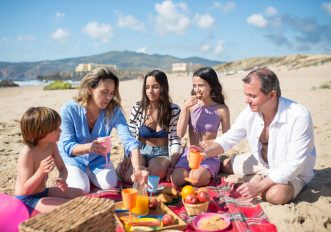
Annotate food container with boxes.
[182,200,209,216]
[193,212,231,232]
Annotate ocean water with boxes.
[6,80,81,87]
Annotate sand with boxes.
[1,63,331,231]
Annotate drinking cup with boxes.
[188,150,203,169]
[147,175,160,194]
[121,188,137,210]
[97,136,111,153]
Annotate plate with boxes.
[193,213,230,232]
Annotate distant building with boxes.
[75,63,118,72]
[172,63,188,72]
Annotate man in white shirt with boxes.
[203,68,316,204]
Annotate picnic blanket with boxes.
[88,177,277,232]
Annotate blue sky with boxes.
[1,0,331,63]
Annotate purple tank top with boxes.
[189,104,221,134]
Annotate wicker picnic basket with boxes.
[20,196,116,232]
[183,200,209,216]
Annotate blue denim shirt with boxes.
[58,100,140,173]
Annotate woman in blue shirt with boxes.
[58,67,142,194]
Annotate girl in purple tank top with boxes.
[171,67,230,187]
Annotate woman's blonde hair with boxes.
[74,66,122,116]
[20,107,61,147]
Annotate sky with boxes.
[1,0,331,63]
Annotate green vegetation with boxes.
[43,80,74,90]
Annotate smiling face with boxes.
[192,76,212,101]
[90,79,115,109]
[243,77,276,113]
[145,75,161,102]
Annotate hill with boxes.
[214,54,331,75]
[0,50,221,80]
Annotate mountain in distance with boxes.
[0,50,222,80]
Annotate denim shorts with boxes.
[15,188,49,215]
[140,144,169,162]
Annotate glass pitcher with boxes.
[131,166,149,216]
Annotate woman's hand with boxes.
[89,140,107,156]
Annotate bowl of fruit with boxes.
[182,186,210,216]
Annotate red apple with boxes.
[184,194,198,204]
[148,197,158,209]
[162,214,175,226]
[197,191,210,203]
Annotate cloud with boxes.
[200,43,210,52]
[56,12,65,18]
[117,14,145,32]
[214,41,224,55]
[265,6,277,17]
[17,34,35,41]
[195,14,215,29]
[154,0,190,36]
[82,21,113,43]
[136,47,147,53]
[51,28,70,42]
[247,14,268,28]
[322,2,331,15]
[213,1,236,13]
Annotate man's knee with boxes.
[263,184,294,205]
[219,157,233,174]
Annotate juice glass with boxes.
[131,195,149,216]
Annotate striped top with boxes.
[128,101,182,155]
[189,104,221,134]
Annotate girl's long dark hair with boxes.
[192,67,226,105]
[137,70,172,131]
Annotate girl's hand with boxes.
[38,155,55,174]
[56,178,68,192]
[183,96,199,110]
[89,140,107,156]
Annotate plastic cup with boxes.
[147,175,160,194]
[121,188,137,210]
[97,136,111,153]
[188,150,203,169]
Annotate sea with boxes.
[0,79,80,87]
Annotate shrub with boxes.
[43,80,73,90]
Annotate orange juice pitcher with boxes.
[131,166,149,216]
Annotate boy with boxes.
[15,107,83,215]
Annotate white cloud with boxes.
[200,43,210,52]
[265,6,277,17]
[322,2,331,15]
[51,28,70,42]
[117,14,145,32]
[247,14,268,28]
[136,47,147,53]
[82,21,113,43]
[213,1,236,13]
[17,34,35,41]
[195,14,215,29]
[56,12,65,18]
[214,41,224,55]
[154,0,190,36]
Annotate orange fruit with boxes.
[181,185,195,199]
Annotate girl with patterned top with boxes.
[172,67,230,187]
[117,70,181,183]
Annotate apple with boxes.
[197,191,210,203]
[184,194,198,204]
[148,197,158,209]
[162,214,175,226]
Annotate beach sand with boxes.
[1,64,330,231]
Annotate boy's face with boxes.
[44,126,61,143]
